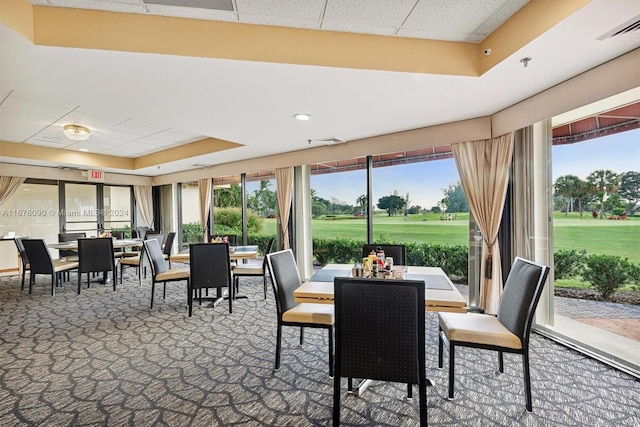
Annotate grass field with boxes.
[263,212,640,264]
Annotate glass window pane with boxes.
[65,183,98,236]
[181,182,201,248]
[246,178,277,238]
[104,185,132,235]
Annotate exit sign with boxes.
[88,170,105,182]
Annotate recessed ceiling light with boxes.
[78,148,89,152]
[293,113,311,121]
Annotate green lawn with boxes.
[263,212,640,263]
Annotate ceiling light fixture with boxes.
[63,124,91,141]
[293,113,311,121]
[78,148,89,152]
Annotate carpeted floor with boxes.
[1,267,639,426]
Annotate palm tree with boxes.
[554,175,581,216]
[586,169,621,219]
[356,194,367,215]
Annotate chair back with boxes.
[163,232,176,257]
[78,238,115,274]
[189,243,232,290]
[145,232,164,246]
[14,238,29,267]
[58,232,86,258]
[266,249,302,315]
[111,230,125,254]
[136,227,151,240]
[261,237,276,270]
[21,239,54,274]
[361,244,406,265]
[334,277,425,384]
[144,238,167,277]
[497,257,550,344]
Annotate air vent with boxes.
[142,0,233,12]
[597,15,640,42]
[319,137,346,145]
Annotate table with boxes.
[48,238,143,250]
[295,264,467,395]
[169,245,259,263]
[294,264,467,313]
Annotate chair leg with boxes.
[263,275,267,299]
[112,268,117,291]
[448,344,455,399]
[77,272,82,295]
[407,383,412,398]
[347,378,353,391]
[150,281,155,308]
[188,281,193,317]
[523,351,533,412]
[438,328,444,369]
[333,372,341,426]
[28,274,34,296]
[498,351,504,373]
[51,273,56,297]
[275,323,282,370]
[328,326,334,377]
[228,281,233,314]
[300,327,304,345]
[119,263,124,285]
[21,271,26,291]
[163,283,166,299]
[419,382,427,427]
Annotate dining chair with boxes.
[21,239,78,296]
[77,237,117,294]
[438,257,550,412]
[162,231,176,267]
[333,276,428,426]
[119,233,163,285]
[14,238,30,291]
[361,244,406,266]
[233,237,275,300]
[144,238,190,312]
[266,249,334,376]
[110,230,126,259]
[58,232,86,261]
[188,242,233,316]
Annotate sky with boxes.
[311,127,639,210]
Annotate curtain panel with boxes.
[452,133,514,314]
[198,178,212,243]
[0,176,26,207]
[133,185,154,229]
[275,167,294,250]
[511,126,534,261]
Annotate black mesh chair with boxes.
[438,257,550,412]
[58,232,86,262]
[162,232,176,267]
[189,243,233,316]
[120,233,163,285]
[21,239,78,296]
[361,244,406,265]
[135,227,152,240]
[144,238,190,312]
[266,249,334,376]
[333,277,427,426]
[77,238,117,294]
[110,230,126,259]
[14,238,30,291]
[233,237,275,300]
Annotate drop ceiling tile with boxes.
[154,129,202,142]
[236,0,325,20]
[474,0,529,36]
[323,0,416,28]
[46,0,148,13]
[321,22,397,37]
[54,110,126,130]
[108,119,163,136]
[145,4,238,21]
[1,93,75,119]
[0,112,53,143]
[240,15,321,29]
[396,28,470,42]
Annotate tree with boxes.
[441,181,468,213]
[377,194,406,216]
[356,194,367,215]
[248,180,276,217]
[586,169,621,219]
[214,184,242,208]
[619,171,640,214]
[311,189,329,217]
[554,174,582,216]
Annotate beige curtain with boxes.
[275,167,294,250]
[511,126,534,261]
[452,133,514,314]
[133,185,154,228]
[198,178,212,243]
[0,176,26,207]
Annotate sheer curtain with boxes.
[133,185,154,229]
[275,167,293,250]
[452,133,514,314]
[511,126,534,261]
[0,176,26,207]
[198,178,212,243]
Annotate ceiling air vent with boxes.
[597,15,640,42]
[143,0,233,12]
[319,137,346,145]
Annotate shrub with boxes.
[582,254,632,299]
[215,208,263,235]
[554,249,588,279]
[182,222,202,244]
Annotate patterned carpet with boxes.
[1,268,639,426]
